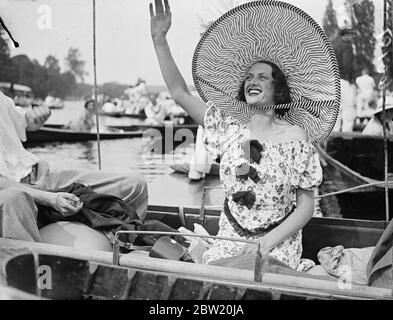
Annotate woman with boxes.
[67,99,96,132]
[149,0,340,269]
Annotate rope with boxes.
[93,0,102,170]
[315,181,393,200]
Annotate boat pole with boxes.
[382,0,393,297]
[382,0,391,221]
[93,0,102,170]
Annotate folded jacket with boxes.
[37,183,184,248]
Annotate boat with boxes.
[123,113,148,119]
[24,127,143,146]
[0,172,392,300]
[108,123,198,143]
[98,111,127,118]
[44,96,65,110]
[37,124,197,151]
[326,132,393,181]
[0,209,391,300]
[318,132,393,221]
[0,82,33,98]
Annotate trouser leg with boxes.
[46,170,148,220]
[0,189,41,241]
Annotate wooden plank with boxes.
[0,284,43,300]
[1,238,392,300]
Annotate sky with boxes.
[0,0,385,86]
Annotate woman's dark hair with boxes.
[238,60,291,118]
[84,99,95,109]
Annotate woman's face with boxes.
[86,102,95,111]
[244,63,275,106]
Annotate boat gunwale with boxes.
[1,240,392,300]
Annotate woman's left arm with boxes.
[241,188,314,255]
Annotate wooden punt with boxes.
[1,173,391,300]
[317,140,393,220]
[0,212,391,300]
[24,127,143,145]
[1,172,392,300]
[34,124,197,150]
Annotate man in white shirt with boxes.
[356,68,375,118]
[0,91,148,242]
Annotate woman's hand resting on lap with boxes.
[239,237,272,256]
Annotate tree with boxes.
[0,30,18,83]
[382,0,393,85]
[44,55,61,74]
[323,0,339,44]
[65,47,86,82]
[348,0,376,74]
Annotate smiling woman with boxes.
[238,61,291,118]
[149,0,340,270]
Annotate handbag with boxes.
[149,236,188,261]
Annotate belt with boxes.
[223,197,294,238]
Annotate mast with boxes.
[382,0,392,221]
[93,0,102,170]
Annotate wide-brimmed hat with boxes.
[192,0,341,143]
[374,96,393,115]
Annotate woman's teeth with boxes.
[248,89,262,96]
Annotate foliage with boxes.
[323,0,339,44]
[0,32,84,99]
[349,0,376,74]
[65,48,87,83]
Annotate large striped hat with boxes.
[192,0,341,143]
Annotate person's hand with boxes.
[46,192,83,217]
[25,106,51,131]
[150,0,171,42]
[239,237,272,256]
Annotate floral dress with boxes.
[201,102,323,270]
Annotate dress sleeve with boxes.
[4,94,28,142]
[291,142,323,191]
[201,101,238,160]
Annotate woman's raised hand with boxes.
[150,0,172,42]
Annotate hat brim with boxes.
[192,0,341,143]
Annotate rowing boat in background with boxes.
[24,127,144,146]
[317,132,393,221]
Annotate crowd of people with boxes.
[333,29,393,137]
[94,78,187,126]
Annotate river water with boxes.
[27,100,329,216]
[27,100,196,184]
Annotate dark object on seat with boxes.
[149,236,188,261]
[37,183,184,249]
